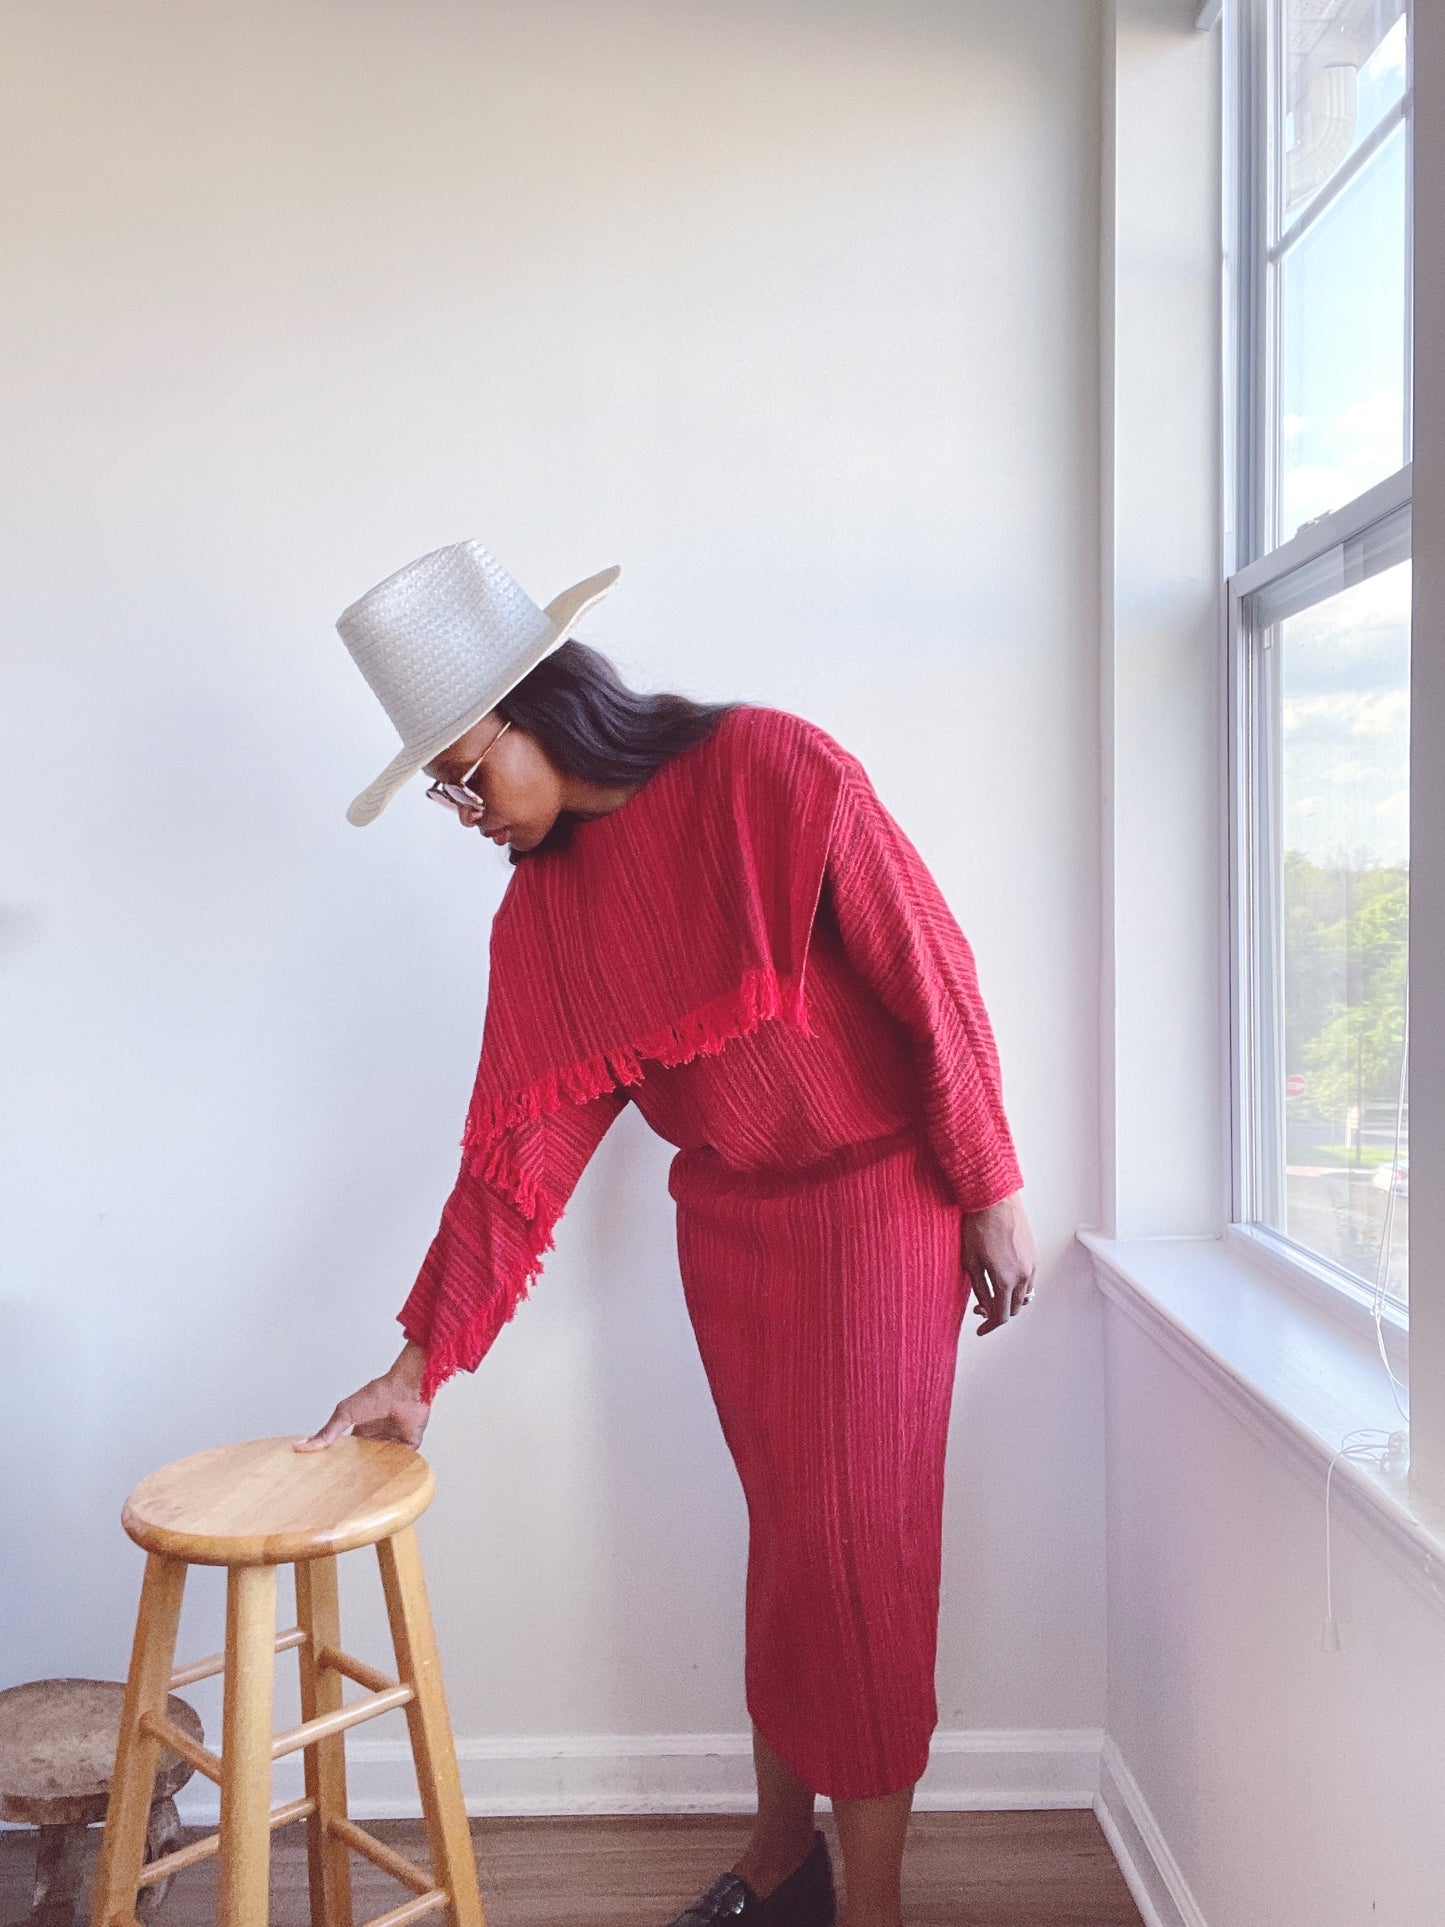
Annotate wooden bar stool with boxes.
[89,1437,485,1927]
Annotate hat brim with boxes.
[344,565,620,827]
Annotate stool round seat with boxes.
[121,1436,434,1567]
[0,1678,202,1827]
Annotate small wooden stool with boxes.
[0,1678,203,1927]
[89,1437,485,1927]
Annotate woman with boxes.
[301,540,1037,1927]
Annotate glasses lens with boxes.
[429,782,484,813]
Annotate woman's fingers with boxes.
[354,1415,427,1449]
[968,1266,1007,1335]
[295,1400,357,1451]
[1006,1263,1035,1316]
[353,1414,420,1447]
[965,1256,1037,1335]
[960,1195,1039,1335]
[296,1369,431,1454]
[296,1380,388,1452]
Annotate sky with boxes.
[1277,7,1410,871]
[1281,557,1410,869]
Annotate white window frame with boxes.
[1223,0,1414,1341]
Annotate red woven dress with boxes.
[398,703,1023,1801]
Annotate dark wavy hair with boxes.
[494,638,744,862]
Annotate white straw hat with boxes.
[336,539,621,826]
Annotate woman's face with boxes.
[423,712,565,854]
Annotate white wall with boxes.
[0,0,1104,1809]
[1104,1312,1445,1926]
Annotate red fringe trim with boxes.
[417,1216,559,1405]
[417,965,810,1401]
[458,962,812,1211]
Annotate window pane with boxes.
[1278,120,1407,543]
[1269,557,1410,1302]
[1283,0,1407,218]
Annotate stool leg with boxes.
[375,1529,484,1927]
[135,1796,185,1924]
[294,1557,353,1927]
[90,1554,188,1927]
[32,1821,88,1927]
[217,1565,278,1927]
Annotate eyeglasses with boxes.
[425,718,513,817]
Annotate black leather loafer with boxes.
[665,1827,836,1924]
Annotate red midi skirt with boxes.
[666,1122,969,1801]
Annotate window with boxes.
[1227,0,1413,1312]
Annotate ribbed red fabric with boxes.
[398,702,1023,1799]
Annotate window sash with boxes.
[1232,0,1415,567]
[1228,471,1411,1303]
[1226,0,1413,1315]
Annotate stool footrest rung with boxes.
[168,1626,307,1689]
[271,1682,415,1759]
[316,1643,401,1695]
[139,1712,224,1786]
[128,1796,316,1891]
[356,1891,450,1927]
[326,1813,435,1894]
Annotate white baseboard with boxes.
[1094,1737,1208,1927]
[174,1725,1105,1824]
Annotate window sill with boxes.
[1220,1221,1408,1371]
[1077,1228,1445,1617]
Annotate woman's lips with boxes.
[485,825,511,844]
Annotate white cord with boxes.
[1323,1426,1409,1650]
[1320,977,1409,1652]
[1368,976,1409,1422]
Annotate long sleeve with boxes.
[821,765,1023,1214]
[398,1084,630,1402]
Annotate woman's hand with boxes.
[295,1341,432,1452]
[960,1193,1037,1336]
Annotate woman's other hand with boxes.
[960,1193,1037,1336]
[295,1341,432,1452]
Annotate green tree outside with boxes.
[1284,849,1408,1129]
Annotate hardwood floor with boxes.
[1,1809,1143,1926]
